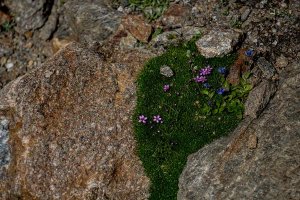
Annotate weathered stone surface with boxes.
[178,62,300,200]
[4,0,53,32]
[160,65,174,77]
[244,80,277,119]
[161,4,190,28]
[196,29,243,58]
[150,30,181,48]
[122,15,152,43]
[64,0,122,43]
[257,57,277,79]
[39,4,58,41]
[0,42,153,199]
[119,32,138,49]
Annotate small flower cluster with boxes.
[194,66,212,83]
[139,115,163,124]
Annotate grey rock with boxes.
[181,26,201,41]
[0,118,10,176]
[160,65,174,77]
[257,57,277,79]
[39,6,58,40]
[4,0,53,32]
[64,0,122,43]
[241,8,251,22]
[244,80,277,119]
[178,62,300,200]
[5,62,13,72]
[150,30,182,48]
[196,29,242,58]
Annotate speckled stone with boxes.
[196,29,242,58]
[0,42,153,200]
[178,62,300,200]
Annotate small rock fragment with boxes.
[160,65,174,77]
[248,133,258,149]
[122,15,152,43]
[5,62,14,72]
[241,8,251,22]
[196,29,242,58]
[119,32,137,48]
[257,57,276,79]
[150,30,181,48]
[161,4,189,28]
[275,55,288,72]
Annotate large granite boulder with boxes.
[178,61,300,199]
[0,42,153,199]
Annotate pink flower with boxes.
[200,66,213,76]
[138,115,147,124]
[163,84,170,92]
[194,76,207,83]
[153,115,163,123]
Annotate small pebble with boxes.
[5,62,14,72]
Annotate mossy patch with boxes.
[134,41,250,199]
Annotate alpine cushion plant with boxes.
[134,41,253,199]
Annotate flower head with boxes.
[153,115,163,123]
[163,84,170,92]
[138,115,147,124]
[200,66,213,76]
[245,49,254,57]
[194,75,207,83]
[216,88,225,95]
[217,67,227,75]
[203,83,210,88]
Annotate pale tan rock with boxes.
[52,37,72,53]
[196,29,243,58]
[0,42,153,200]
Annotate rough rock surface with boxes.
[122,15,152,43]
[196,29,242,58]
[4,0,53,32]
[178,61,300,200]
[161,4,190,28]
[0,42,153,200]
[244,80,277,119]
[64,0,122,43]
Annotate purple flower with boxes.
[153,115,163,123]
[217,67,227,75]
[203,83,210,88]
[199,66,213,76]
[245,49,254,57]
[163,84,170,92]
[194,76,207,83]
[216,88,225,95]
[138,115,147,124]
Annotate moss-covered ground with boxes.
[133,41,242,199]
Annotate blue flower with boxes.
[216,88,225,95]
[203,83,210,88]
[245,49,254,57]
[217,67,227,75]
